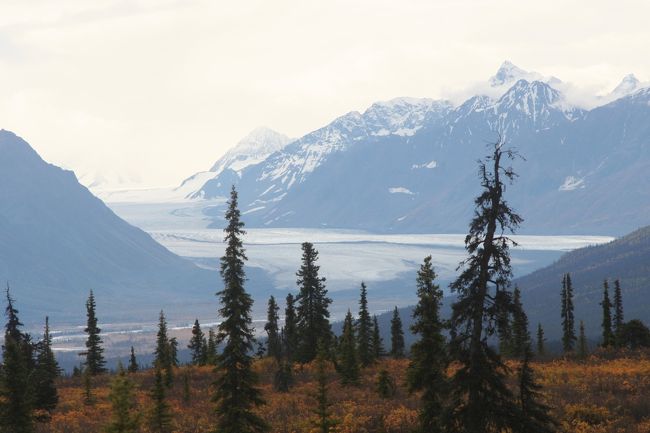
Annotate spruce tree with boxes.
[127,346,138,373]
[154,310,173,387]
[33,316,60,415]
[81,290,106,375]
[407,255,447,433]
[205,328,218,366]
[600,280,614,348]
[390,306,405,358]
[105,364,140,433]
[148,367,173,433]
[371,315,385,359]
[212,186,268,433]
[337,310,359,386]
[613,279,624,347]
[497,300,513,357]
[188,319,206,365]
[517,348,556,433]
[446,142,523,433]
[511,287,531,358]
[283,293,298,363]
[536,324,546,357]
[0,288,34,433]
[169,337,179,367]
[296,242,332,363]
[577,320,588,360]
[312,343,337,433]
[376,369,396,399]
[356,282,373,366]
[273,361,293,392]
[264,295,282,360]
[560,274,576,353]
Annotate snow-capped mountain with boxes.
[489,60,544,87]
[178,127,292,199]
[611,74,641,98]
[180,62,650,235]
[197,97,452,202]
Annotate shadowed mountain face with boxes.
[0,130,220,324]
[515,226,650,339]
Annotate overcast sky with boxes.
[1,0,649,188]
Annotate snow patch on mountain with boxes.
[559,176,585,191]
[412,160,437,169]
[389,187,415,195]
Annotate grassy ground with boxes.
[39,352,650,433]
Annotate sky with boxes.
[1,0,649,189]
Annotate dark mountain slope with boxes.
[0,130,217,323]
[515,225,650,339]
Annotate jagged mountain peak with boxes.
[611,73,641,98]
[489,61,544,87]
[209,126,292,173]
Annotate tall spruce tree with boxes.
[33,316,60,415]
[337,310,359,386]
[372,315,385,359]
[497,297,514,357]
[148,367,173,433]
[154,310,174,387]
[105,364,140,433]
[511,287,530,358]
[81,290,106,375]
[264,296,282,360]
[205,329,218,366]
[356,282,373,366]
[536,324,546,357]
[0,288,34,433]
[188,319,206,365]
[212,186,268,433]
[600,280,614,348]
[284,293,298,363]
[560,274,576,354]
[516,348,556,433]
[446,141,523,433]
[390,306,405,358]
[169,337,179,367]
[127,346,138,373]
[407,255,447,433]
[295,242,332,363]
[613,279,624,347]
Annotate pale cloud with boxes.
[0,0,648,188]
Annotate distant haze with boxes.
[1,0,648,188]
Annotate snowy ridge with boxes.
[254,98,452,197]
[209,127,293,175]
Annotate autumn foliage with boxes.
[32,352,650,433]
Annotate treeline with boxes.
[0,141,647,433]
[548,273,650,359]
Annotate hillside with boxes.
[0,130,218,323]
[515,226,650,339]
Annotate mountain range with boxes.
[171,61,650,236]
